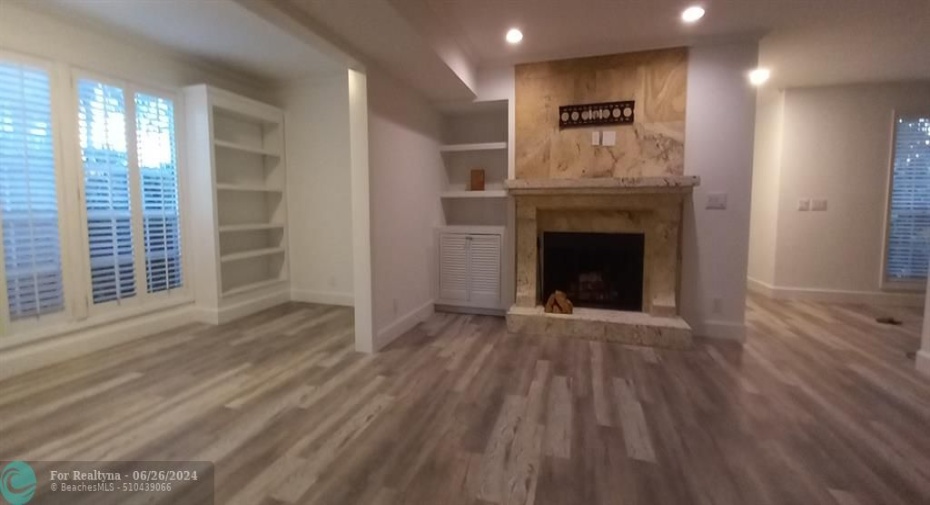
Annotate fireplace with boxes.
[540,232,645,311]
[504,176,700,349]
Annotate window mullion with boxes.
[126,88,148,300]
[58,65,88,320]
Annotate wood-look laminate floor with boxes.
[1,295,928,505]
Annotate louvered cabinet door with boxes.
[439,233,468,302]
[466,234,501,307]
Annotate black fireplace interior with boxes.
[540,232,645,311]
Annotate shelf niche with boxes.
[440,100,509,227]
[185,84,290,317]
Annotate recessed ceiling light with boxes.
[749,68,772,86]
[506,28,523,44]
[681,6,706,23]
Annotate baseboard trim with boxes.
[375,299,435,351]
[917,350,930,376]
[747,277,924,307]
[691,319,747,343]
[746,277,776,297]
[434,304,506,317]
[291,289,354,307]
[0,304,197,380]
[196,289,291,325]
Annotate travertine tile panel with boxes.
[516,48,688,180]
[506,306,693,349]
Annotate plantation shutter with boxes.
[77,79,136,304]
[135,93,182,293]
[0,61,65,320]
[886,115,930,282]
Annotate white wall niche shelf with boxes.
[222,278,287,297]
[436,100,513,314]
[439,142,507,153]
[214,139,281,157]
[216,183,285,193]
[219,223,286,233]
[441,190,508,199]
[185,84,290,317]
[220,247,287,263]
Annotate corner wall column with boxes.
[917,267,930,376]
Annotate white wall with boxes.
[747,86,785,286]
[278,74,355,306]
[349,69,374,352]
[680,42,760,342]
[748,81,930,305]
[475,66,517,178]
[918,273,930,375]
[366,67,445,348]
[0,2,269,100]
[776,83,930,296]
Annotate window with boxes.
[0,60,65,321]
[77,78,183,305]
[136,93,182,294]
[0,54,186,338]
[885,114,930,285]
[78,79,135,304]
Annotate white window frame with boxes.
[880,108,930,292]
[0,51,193,347]
[0,50,73,337]
[70,69,191,319]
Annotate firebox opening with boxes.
[540,232,645,312]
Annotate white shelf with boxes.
[222,278,286,297]
[216,183,284,193]
[214,139,280,157]
[219,223,286,233]
[220,247,286,263]
[439,142,507,153]
[441,190,508,199]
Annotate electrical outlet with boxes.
[797,199,811,211]
[591,131,601,146]
[811,198,828,211]
[706,193,728,210]
[601,130,617,147]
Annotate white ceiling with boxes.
[26,0,930,99]
[261,0,929,100]
[416,0,930,88]
[278,0,476,101]
[43,0,346,81]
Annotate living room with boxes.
[0,1,927,504]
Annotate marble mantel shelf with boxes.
[505,176,700,195]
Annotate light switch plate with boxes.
[601,130,617,146]
[706,193,728,210]
[797,199,811,211]
[811,198,828,211]
[591,131,601,146]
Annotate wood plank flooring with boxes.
[1,295,928,504]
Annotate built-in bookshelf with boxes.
[435,100,512,315]
[185,85,289,322]
[439,100,509,224]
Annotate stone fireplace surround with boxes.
[505,176,699,349]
